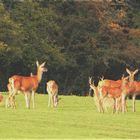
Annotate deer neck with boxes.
[37,69,43,83]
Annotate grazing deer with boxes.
[46,80,58,107]
[122,68,139,112]
[7,61,47,109]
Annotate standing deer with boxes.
[7,61,47,109]
[122,68,139,112]
[46,80,58,107]
[98,75,128,113]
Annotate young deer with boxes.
[123,68,139,112]
[46,80,58,107]
[7,61,47,109]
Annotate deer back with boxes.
[9,75,39,91]
[46,80,58,96]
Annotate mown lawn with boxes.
[0,93,140,139]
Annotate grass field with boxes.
[0,93,140,139]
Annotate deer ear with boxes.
[133,69,138,75]
[40,62,46,67]
[89,76,92,80]
[36,61,39,67]
[126,68,131,75]
[89,77,92,84]
[100,75,104,81]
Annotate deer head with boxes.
[98,75,105,88]
[36,61,48,82]
[126,68,138,82]
[100,75,104,81]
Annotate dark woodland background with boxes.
[0,0,140,95]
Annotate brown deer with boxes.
[7,61,47,109]
[46,80,58,107]
[123,68,139,112]
[98,76,128,113]
[101,76,129,113]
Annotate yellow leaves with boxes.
[0,41,8,50]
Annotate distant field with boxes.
[0,93,140,139]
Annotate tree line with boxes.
[0,0,140,95]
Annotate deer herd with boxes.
[0,61,140,114]
[4,61,58,109]
[89,68,140,113]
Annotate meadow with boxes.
[0,93,140,139]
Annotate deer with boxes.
[98,75,128,112]
[100,76,129,113]
[5,83,16,108]
[89,77,104,113]
[46,80,58,107]
[7,61,47,109]
[122,68,139,112]
[89,77,115,113]
[98,75,122,89]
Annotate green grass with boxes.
[0,93,140,139]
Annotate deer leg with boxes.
[116,98,119,113]
[48,93,51,107]
[5,96,10,108]
[122,94,125,113]
[124,98,127,112]
[117,97,121,112]
[53,95,58,107]
[10,88,17,109]
[112,99,116,114]
[132,94,136,112]
[32,91,35,109]
[98,88,104,113]
[53,96,56,107]
[24,93,30,109]
[54,95,58,107]
[52,95,55,107]
[6,84,14,108]
[11,95,16,109]
[98,98,104,113]
[10,95,15,108]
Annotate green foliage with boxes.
[0,1,139,94]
